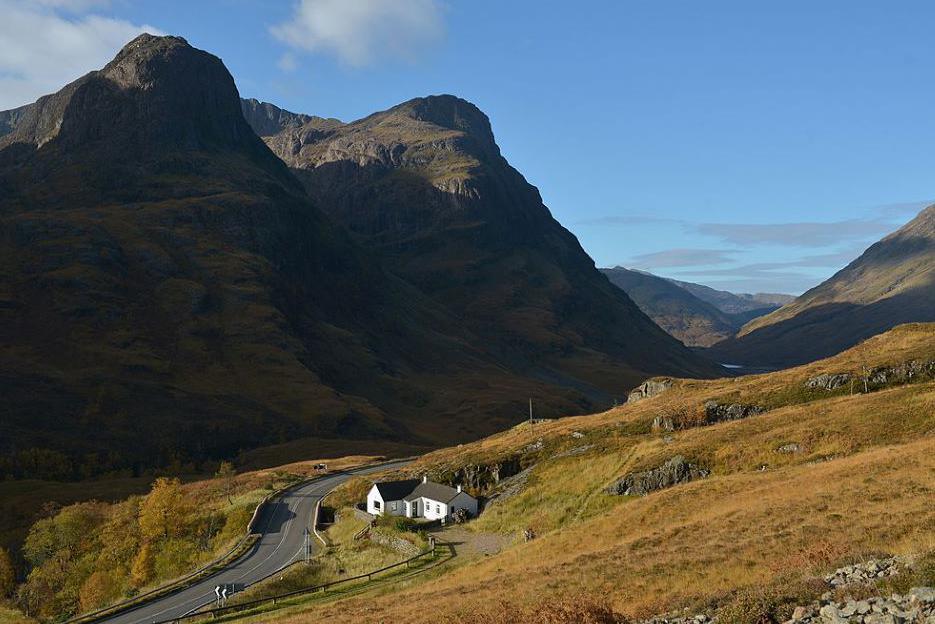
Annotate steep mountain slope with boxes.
[242,96,723,397]
[667,278,793,320]
[708,206,935,367]
[601,267,740,346]
[0,35,623,479]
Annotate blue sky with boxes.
[2,1,932,294]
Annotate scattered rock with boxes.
[782,590,935,623]
[571,431,585,439]
[629,378,673,403]
[640,612,713,624]
[606,455,709,496]
[825,558,900,588]
[777,443,802,454]
[525,439,544,452]
[552,444,594,459]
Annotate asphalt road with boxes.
[100,460,409,624]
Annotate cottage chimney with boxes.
[457,485,462,493]
[422,475,427,483]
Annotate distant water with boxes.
[719,363,778,375]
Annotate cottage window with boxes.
[390,501,397,511]
[373,500,381,510]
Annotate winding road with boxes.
[100,460,410,624]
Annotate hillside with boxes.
[708,206,935,367]
[669,278,794,318]
[601,267,743,346]
[264,323,935,623]
[241,96,724,402]
[6,324,931,624]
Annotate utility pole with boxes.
[528,398,533,425]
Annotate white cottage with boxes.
[366,476,478,521]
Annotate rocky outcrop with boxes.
[629,379,673,403]
[483,466,534,508]
[703,401,764,423]
[606,456,709,496]
[805,374,853,391]
[805,360,935,393]
[783,588,934,623]
[866,360,935,386]
[445,457,523,491]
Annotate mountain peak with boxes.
[1,33,258,154]
[389,94,495,144]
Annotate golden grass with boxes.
[274,438,935,623]
[256,324,935,623]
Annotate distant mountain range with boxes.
[0,35,721,479]
[708,204,935,367]
[601,268,792,347]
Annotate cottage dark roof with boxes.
[404,481,462,503]
[373,479,421,501]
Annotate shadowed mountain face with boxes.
[600,267,743,347]
[242,96,723,396]
[0,36,721,479]
[707,205,935,367]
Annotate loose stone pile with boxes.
[784,587,934,623]
[641,612,714,624]
[826,558,901,587]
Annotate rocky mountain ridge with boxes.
[242,95,724,399]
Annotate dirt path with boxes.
[429,525,510,557]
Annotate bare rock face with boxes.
[606,456,709,496]
[628,378,674,403]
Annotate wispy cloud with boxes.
[0,0,160,110]
[270,0,445,68]
[628,248,738,269]
[694,218,895,247]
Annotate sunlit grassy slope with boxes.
[264,323,934,623]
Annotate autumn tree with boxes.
[0,547,15,599]
[138,477,188,542]
[215,461,237,505]
[129,542,154,589]
[79,569,121,611]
